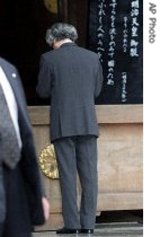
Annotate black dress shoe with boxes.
[81,229,94,234]
[56,227,80,234]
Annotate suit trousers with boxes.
[0,163,32,237]
[53,135,98,229]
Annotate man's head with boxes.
[45,23,78,49]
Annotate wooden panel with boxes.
[29,105,143,230]
[67,0,88,47]
[28,106,49,125]
[97,193,143,211]
[36,213,63,231]
[97,124,143,193]
[28,105,143,125]
[96,105,143,124]
[36,193,143,231]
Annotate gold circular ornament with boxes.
[39,144,59,179]
[44,0,58,14]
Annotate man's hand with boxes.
[42,197,50,221]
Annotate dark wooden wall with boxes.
[66,0,89,47]
[0,0,88,105]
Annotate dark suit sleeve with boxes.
[36,55,53,98]
[94,58,103,98]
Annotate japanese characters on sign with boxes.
[130,0,140,57]
[106,0,117,87]
[89,0,143,104]
[97,0,106,63]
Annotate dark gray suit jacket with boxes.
[0,57,45,225]
[36,43,103,141]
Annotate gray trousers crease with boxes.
[54,135,98,229]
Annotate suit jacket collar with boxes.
[60,42,77,48]
[0,58,27,123]
[0,59,21,106]
[0,57,33,142]
[0,58,18,92]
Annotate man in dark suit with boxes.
[0,57,50,237]
[36,23,103,234]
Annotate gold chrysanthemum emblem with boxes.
[39,144,59,179]
[44,0,58,14]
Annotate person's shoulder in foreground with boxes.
[0,57,16,70]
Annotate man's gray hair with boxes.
[46,23,78,46]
